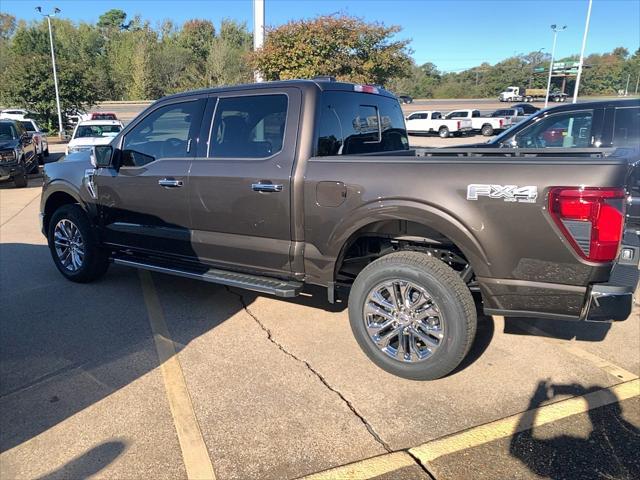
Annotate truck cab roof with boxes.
[156,79,398,104]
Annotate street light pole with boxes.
[253,0,265,82]
[573,0,593,103]
[545,25,566,109]
[37,7,64,139]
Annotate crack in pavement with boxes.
[224,286,393,454]
[0,191,41,228]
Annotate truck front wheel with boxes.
[47,204,110,283]
[348,251,477,380]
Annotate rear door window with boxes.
[316,91,409,156]
[208,94,288,159]
[612,107,640,147]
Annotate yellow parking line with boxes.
[301,452,416,480]
[494,316,639,382]
[139,270,216,480]
[303,379,639,479]
[409,378,640,464]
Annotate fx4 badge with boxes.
[467,184,538,203]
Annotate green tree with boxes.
[252,14,411,85]
[97,9,127,31]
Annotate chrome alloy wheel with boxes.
[53,219,85,272]
[363,280,445,363]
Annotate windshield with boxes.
[19,121,36,132]
[74,124,121,139]
[0,123,18,140]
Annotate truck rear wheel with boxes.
[438,126,450,138]
[13,170,27,188]
[481,124,494,136]
[47,204,110,283]
[348,251,477,380]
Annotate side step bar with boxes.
[112,257,303,298]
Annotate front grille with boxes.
[0,150,16,163]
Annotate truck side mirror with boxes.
[91,145,113,168]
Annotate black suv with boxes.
[0,119,39,187]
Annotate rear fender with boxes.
[324,199,491,281]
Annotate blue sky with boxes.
[2,0,639,71]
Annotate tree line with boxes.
[389,47,640,99]
[0,9,637,129]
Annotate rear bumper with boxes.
[581,235,639,322]
[481,230,639,323]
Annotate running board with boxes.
[112,257,303,297]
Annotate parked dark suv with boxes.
[0,119,39,187]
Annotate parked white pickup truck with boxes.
[445,109,512,136]
[18,118,49,162]
[405,110,473,138]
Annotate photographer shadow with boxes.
[510,381,640,479]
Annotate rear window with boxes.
[612,107,640,147]
[316,91,408,156]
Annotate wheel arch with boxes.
[327,200,491,284]
[42,184,85,234]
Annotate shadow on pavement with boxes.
[503,316,611,342]
[510,381,640,479]
[35,440,126,480]
[0,242,246,453]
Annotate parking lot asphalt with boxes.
[1,166,639,479]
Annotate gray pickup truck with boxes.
[40,80,639,380]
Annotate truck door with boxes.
[188,88,302,277]
[96,97,205,258]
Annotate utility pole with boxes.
[573,0,593,103]
[36,6,64,139]
[253,0,265,82]
[624,73,630,96]
[545,25,566,108]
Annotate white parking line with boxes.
[139,270,216,480]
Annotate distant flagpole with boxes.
[253,0,265,82]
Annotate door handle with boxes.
[252,182,283,193]
[158,178,183,188]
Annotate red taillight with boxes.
[499,119,504,127]
[549,187,626,262]
[457,120,461,130]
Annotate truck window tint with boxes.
[515,111,593,148]
[316,91,408,156]
[121,101,202,167]
[612,107,640,147]
[209,95,288,159]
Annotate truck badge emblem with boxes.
[467,184,538,203]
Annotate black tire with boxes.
[47,204,109,283]
[481,124,494,136]
[13,170,27,188]
[438,126,450,138]
[348,251,477,380]
[29,158,40,174]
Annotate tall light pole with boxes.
[253,0,265,82]
[36,6,64,139]
[545,25,566,108]
[573,0,593,103]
